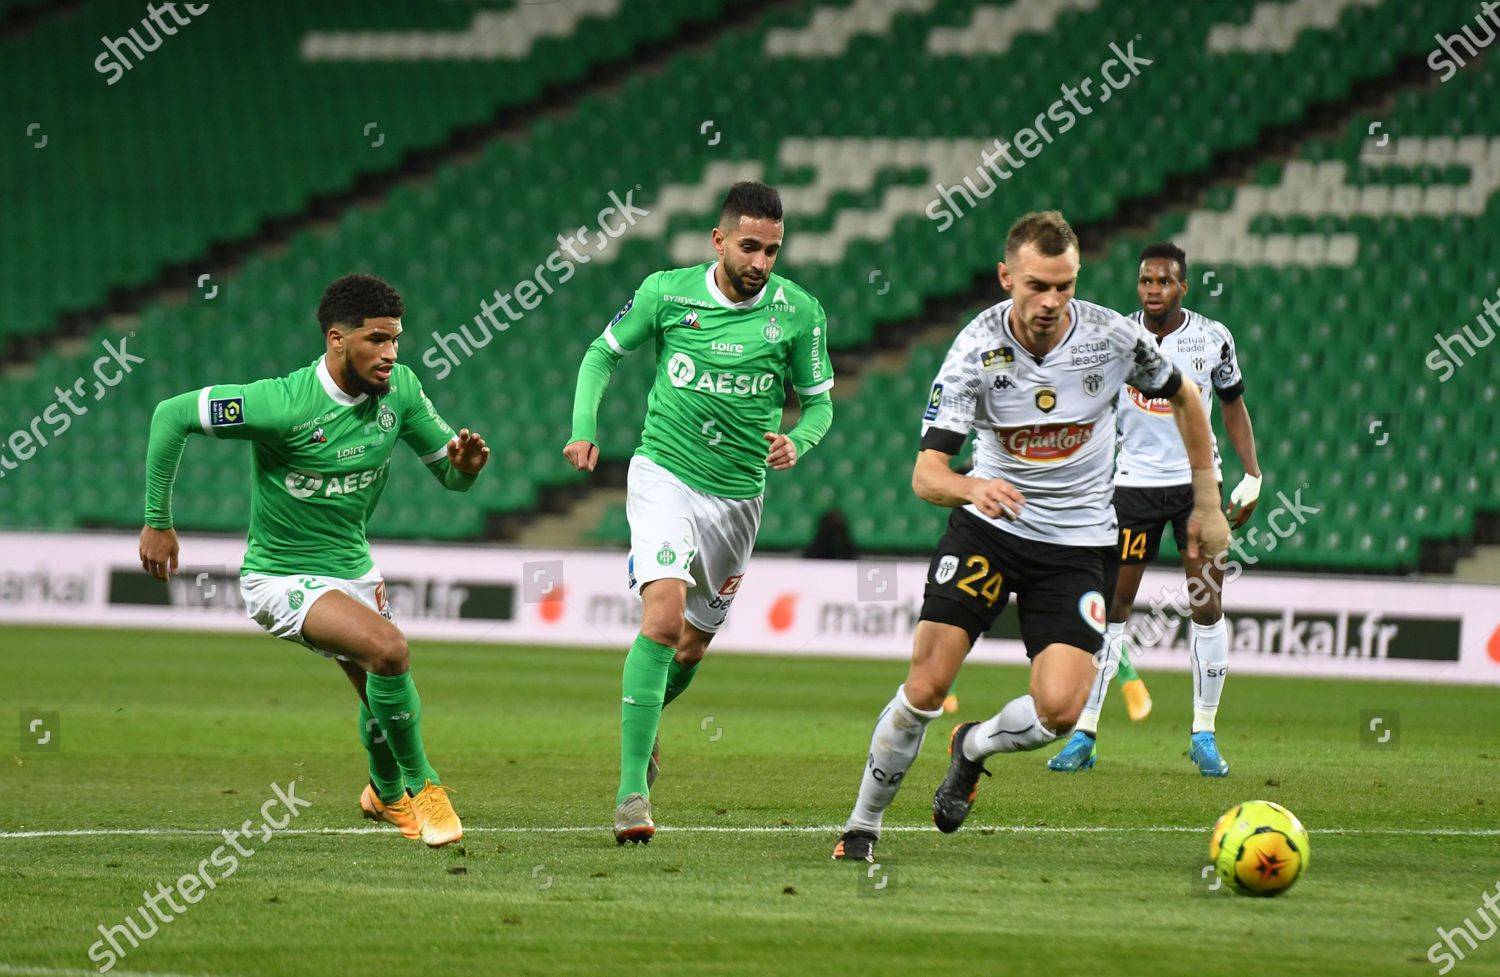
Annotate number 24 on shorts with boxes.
[954,554,1005,607]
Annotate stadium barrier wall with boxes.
[2,531,1498,685]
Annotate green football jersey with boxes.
[169,358,466,578]
[604,262,834,498]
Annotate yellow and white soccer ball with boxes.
[1210,800,1310,896]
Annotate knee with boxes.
[368,629,409,676]
[902,673,950,713]
[641,607,684,648]
[675,634,709,666]
[1033,687,1084,733]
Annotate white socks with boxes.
[1074,623,1123,735]
[845,685,943,834]
[1191,617,1229,732]
[963,694,1059,762]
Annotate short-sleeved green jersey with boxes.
[603,262,834,498]
[190,358,462,577]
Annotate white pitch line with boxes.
[0,965,228,977]
[2,825,1497,839]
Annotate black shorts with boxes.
[920,508,1111,657]
[1113,484,1195,565]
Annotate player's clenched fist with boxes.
[563,439,599,472]
[967,478,1024,520]
[764,432,797,471]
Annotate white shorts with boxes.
[626,454,762,633]
[240,568,392,660]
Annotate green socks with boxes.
[618,633,676,804]
[1117,640,1140,683]
[359,699,405,803]
[663,658,700,707]
[365,671,440,794]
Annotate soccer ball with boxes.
[1210,800,1310,896]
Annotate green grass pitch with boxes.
[3,625,1499,976]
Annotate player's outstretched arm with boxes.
[139,390,203,579]
[1221,396,1262,528]
[912,448,1024,519]
[1167,378,1231,558]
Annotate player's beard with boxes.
[723,260,765,300]
[345,353,392,397]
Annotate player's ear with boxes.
[997,261,1012,290]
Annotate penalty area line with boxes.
[2,825,1497,839]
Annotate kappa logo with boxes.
[993,375,1016,391]
[935,555,959,584]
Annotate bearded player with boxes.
[832,212,1229,862]
[138,274,487,847]
[1048,242,1261,776]
[564,181,835,844]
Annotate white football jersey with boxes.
[921,298,1179,547]
[1114,308,1244,488]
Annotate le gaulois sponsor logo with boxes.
[995,421,1095,461]
[1126,385,1172,415]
